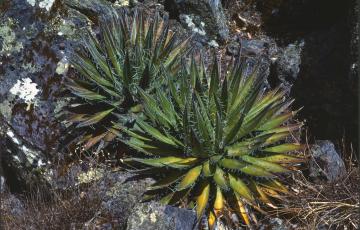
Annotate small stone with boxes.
[226,41,240,55]
[59,43,66,50]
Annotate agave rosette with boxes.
[117,54,305,227]
[65,9,189,150]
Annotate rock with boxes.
[0,115,52,194]
[255,0,358,152]
[80,170,153,228]
[309,140,346,182]
[216,221,236,230]
[64,0,114,22]
[259,218,293,230]
[126,201,197,230]
[0,176,6,193]
[0,193,25,218]
[274,40,304,84]
[166,0,229,41]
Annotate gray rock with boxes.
[275,40,304,84]
[0,193,25,217]
[83,171,153,227]
[126,201,197,230]
[0,176,6,193]
[167,0,229,41]
[309,140,346,182]
[259,218,291,230]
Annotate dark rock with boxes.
[166,0,229,41]
[309,140,346,183]
[0,115,51,194]
[240,38,269,57]
[64,0,114,23]
[0,0,89,195]
[226,41,240,56]
[126,201,197,230]
[255,0,358,152]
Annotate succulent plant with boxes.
[117,55,304,228]
[64,9,189,150]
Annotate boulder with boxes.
[309,140,346,182]
[126,201,197,230]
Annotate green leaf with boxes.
[202,160,215,177]
[214,186,224,212]
[224,77,263,144]
[126,156,197,168]
[259,111,297,131]
[137,118,179,147]
[259,154,304,163]
[67,81,106,101]
[214,166,228,189]
[209,56,220,97]
[177,165,202,190]
[148,171,185,190]
[196,181,210,218]
[220,76,228,115]
[77,108,114,127]
[229,174,254,202]
[241,155,289,173]
[219,158,246,170]
[263,143,305,153]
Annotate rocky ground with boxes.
[0,0,359,229]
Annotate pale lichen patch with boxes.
[77,168,105,185]
[114,0,129,7]
[180,15,206,36]
[56,56,69,75]
[39,0,56,11]
[150,212,157,223]
[26,0,36,7]
[9,78,40,109]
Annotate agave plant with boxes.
[116,55,304,228]
[64,8,189,150]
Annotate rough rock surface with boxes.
[126,201,197,230]
[85,170,154,228]
[165,0,229,41]
[309,140,346,182]
[0,0,90,194]
[0,115,51,194]
[0,193,25,219]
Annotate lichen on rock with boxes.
[9,78,40,110]
[0,18,23,55]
